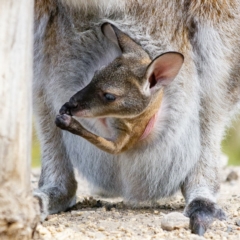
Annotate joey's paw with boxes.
[185,198,226,236]
[55,114,72,129]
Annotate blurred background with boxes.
[222,118,240,165]
[32,118,240,167]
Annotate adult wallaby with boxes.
[55,24,184,154]
[34,0,240,235]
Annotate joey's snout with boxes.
[69,97,78,108]
[59,101,77,116]
[59,92,90,117]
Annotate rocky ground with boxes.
[32,166,240,240]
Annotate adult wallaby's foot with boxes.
[185,198,226,236]
[32,107,78,221]
[33,189,50,221]
[55,114,72,129]
[33,186,77,221]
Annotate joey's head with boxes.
[68,23,184,119]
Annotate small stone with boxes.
[56,225,65,232]
[154,210,159,214]
[226,171,238,182]
[161,212,189,231]
[71,210,82,216]
[233,211,239,217]
[46,226,56,234]
[236,219,240,226]
[219,221,226,228]
[47,217,58,222]
[46,214,58,220]
[98,226,105,231]
[37,225,51,236]
[79,227,86,233]
[8,223,24,234]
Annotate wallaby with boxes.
[34,0,240,236]
[55,24,184,154]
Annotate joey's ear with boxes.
[146,52,184,88]
[102,23,149,58]
[101,23,121,50]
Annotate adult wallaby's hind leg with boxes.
[182,142,226,235]
[181,97,227,234]
[33,1,122,220]
[33,101,77,220]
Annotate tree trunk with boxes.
[0,0,39,239]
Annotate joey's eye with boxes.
[103,93,116,102]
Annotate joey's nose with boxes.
[69,97,78,108]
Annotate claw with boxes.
[185,197,226,236]
[193,224,206,236]
[190,210,209,235]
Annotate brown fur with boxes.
[35,0,57,20]
[55,24,183,154]
[34,0,240,234]
[57,90,163,154]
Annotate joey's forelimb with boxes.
[55,114,130,154]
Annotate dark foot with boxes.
[55,114,72,129]
[33,187,77,221]
[185,198,226,236]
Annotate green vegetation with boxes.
[32,127,41,167]
[222,119,240,166]
[31,121,240,167]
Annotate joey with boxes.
[55,24,184,154]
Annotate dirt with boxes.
[32,166,240,240]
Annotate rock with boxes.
[226,171,238,182]
[233,211,239,217]
[71,210,83,216]
[236,220,240,226]
[46,215,58,221]
[161,212,189,231]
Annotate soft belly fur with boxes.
[65,96,201,202]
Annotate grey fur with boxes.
[34,0,240,231]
